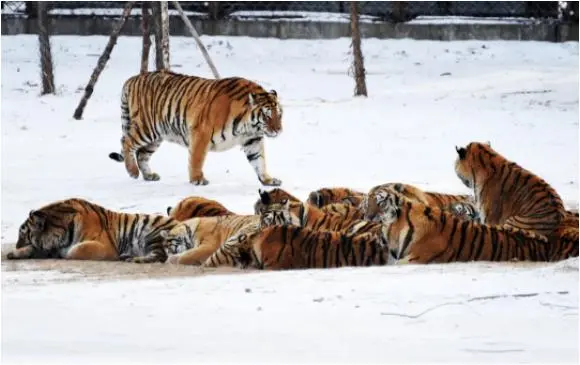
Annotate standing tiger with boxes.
[454,142,565,237]
[109,71,283,186]
[373,188,576,264]
[6,198,177,263]
[167,196,235,221]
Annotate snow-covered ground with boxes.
[1,35,578,363]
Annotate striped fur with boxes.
[109,71,283,186]
[202,225,391,270]
[167,196,235,221]
[160,215,258,265]
[454,142,565,237]
[307,187,366,208]
[7,198,177,263]
[362,182,472,222]
[253,188,300,215]
[376,188,575,264]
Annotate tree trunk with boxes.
[73,1,135,120]
[172,0,220,78]
[160,1,170,70]
[141,1,152,73]
[37,1,55,95]
[151,2,164,70]
[350,1,367,97]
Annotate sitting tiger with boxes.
[201,225,391,270]
[362,182,475,222]
[374,187,576,264]
[454,142,565,237]
[6,198,177,263]
[256,189,369,234]
[109,71,283,186]
[167,196,235,221]
[307,187,366,208]
[161,214,258,265]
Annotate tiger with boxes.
[454,142,565,237]
[362,182,474,222]
[253,188,300,215]
[374,188,576,264]
[549,211,579,259]
[447,201,481,223]
[201,225,391,270]
[108,71,283,186]
[6,198,177,263]
[256,190,368,233]
[307,187,366,208]
[160,214,258,265]
[167,196,235,221]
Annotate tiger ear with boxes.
[160,230,169,239]
[238,233,247,242]
[259,189,270,205]
[269,89,277,97]
[29,210,47,231]
[485,141,491,147]
[248,93,256,107]
[166,206,172,216]
[455,146,467,160]
[281,199,290,209]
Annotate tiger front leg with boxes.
[242,137,282,186]
[6,245,36,260]
[127,239,168,264]
[188,129,211,186]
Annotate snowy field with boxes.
[1,35,579,363]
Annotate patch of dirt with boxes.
[1,243,254,285]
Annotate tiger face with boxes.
[249,90,282,138]
[259,199,293,228]
[449,202,481,223]
[362,188,400,223]
[160,225,194,254]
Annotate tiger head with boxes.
[448,202,481,223]
[160,224,195,254]
[454,141,494,189]
[16,202,78,251]
[361,186,402,223]
[223,228,262,269]
[253,188,300,215]
[247,89,283,138]
[255,190,295,227]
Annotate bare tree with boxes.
[160,1,170,70]
[173,1,220,78]
[141,1,152,73]
[151,2,164,70]
[73,1,135,120]
[37,2,55,95]
[350,1,367,97]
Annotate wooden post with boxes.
[37,1,55,95]
[73,1,135,120]
[350,1,367,97]
[172,1,220,78]
[141,1,152,73]
[151,2,164,70]
[160,1,170,70]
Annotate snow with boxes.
[1,35,578,363]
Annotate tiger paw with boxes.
[190,177,209,186]
[260,176,282,186]
[6,251,17,260]
[128,256,148,263]
[143,172,161,181]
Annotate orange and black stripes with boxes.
[167,196,235,221]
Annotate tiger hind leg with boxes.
[6,245,36,260]
[122,136,140,179]
[137,141,162,181]
[66,240,118,261]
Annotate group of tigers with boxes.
[4,72,578,269]
[7,141,578,270]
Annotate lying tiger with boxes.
[454,141,565,237]
[307,187,366,208]
[161,215,258,265]
[167,196,236,221]
[373,187,577,264]
[201,225,391,270]
[7,198,177,263]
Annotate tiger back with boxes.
[374,188,574,264]
[7,198,177,263]
[454,142,565,237]
[202,225,390,270]
[161,214,259,265]
[167,196,235,221]
[109,71,283,186]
